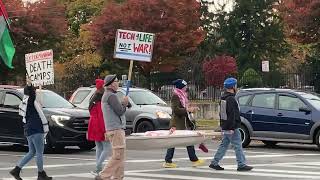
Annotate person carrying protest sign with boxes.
[163,79,205,168]
[10,78,52,180]
[97,75,129,180]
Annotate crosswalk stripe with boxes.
[252,168,320,175]
[1,153,319,164]
[173,167,320,179]
[273,164,320,169]
[126,172,239,180]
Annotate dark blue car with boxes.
[236,88,320,149]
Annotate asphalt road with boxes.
[1,141,320,180]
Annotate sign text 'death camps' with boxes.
[25,50,54,86]
[114,29,155,62]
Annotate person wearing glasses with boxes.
[97,75,128,180]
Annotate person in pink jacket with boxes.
[87,79,111,176]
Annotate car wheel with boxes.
[315,130,320,149]
[262,140,278,147]
[79,143,95,151]
[136,121,154,133]
[239,125,251,148]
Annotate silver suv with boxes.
[69,86,172,133]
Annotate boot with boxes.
[37,171,52,180]
[9,166,22,180]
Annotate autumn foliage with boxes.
[89,0,204,74]
[278,0,320,43]
[1,0,67,82]
[202,55,237,87]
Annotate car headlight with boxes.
[156,111,171,119]
[51,115,71,126]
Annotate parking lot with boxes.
[1,141,320,180]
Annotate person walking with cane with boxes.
[209,77,253,171]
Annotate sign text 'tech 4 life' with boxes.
[25,50,54,86]
[114,29,155,62]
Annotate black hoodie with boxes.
[219,91,241,130]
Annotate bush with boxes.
[240,68,263,88]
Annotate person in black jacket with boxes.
[209,78,253,172]
[10,78,52,180]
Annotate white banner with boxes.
[25,50,54,86]
[114,29,155,62]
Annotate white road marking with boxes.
[273,164,320,169]
[175,167,320,179]
[126,172,239,180]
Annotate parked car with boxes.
[69,86,172,133]
[0,85,94,151]
[236,88,320,149]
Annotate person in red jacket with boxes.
[87,79,111,176]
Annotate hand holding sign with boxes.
[26,76,32,86]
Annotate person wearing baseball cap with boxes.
[209,77,253,172]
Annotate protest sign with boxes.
[114,29,155,62]
[114,29,155,95]
[25,49,54,87]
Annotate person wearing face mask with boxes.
[162,79,205,168]
[209,78,253,172]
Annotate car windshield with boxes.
[298,92,320,110]
[129,90,166,105]
[37,90,74,108]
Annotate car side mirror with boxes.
[299,107,311,114]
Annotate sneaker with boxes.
[192,159,205,167]
[209,164,224,170]
[162,162,177,168]
[90,170,99,176]
[237,165,253,171]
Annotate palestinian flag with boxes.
[0,0,15,69]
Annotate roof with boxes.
[239,88,299,93]
[77,86,149,92]
[0,85,21,89]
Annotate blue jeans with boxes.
[211,129,246,168]
[95,141,111,172]
[17,133,45,171]
[165,146,198,163]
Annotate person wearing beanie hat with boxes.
[163,79,205,168]
[98,75,129,180]
[209,77,253,172]
[87,79,111,176]
[10,77,52,180]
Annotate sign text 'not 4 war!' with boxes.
[114,29,155,62]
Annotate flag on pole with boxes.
[0,0,15,69]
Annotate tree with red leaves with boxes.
[1,0,67,83]
[89,0,204,82]
[278,0,320,44]
[202,55,237,87]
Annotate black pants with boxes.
[165,146,198,163]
